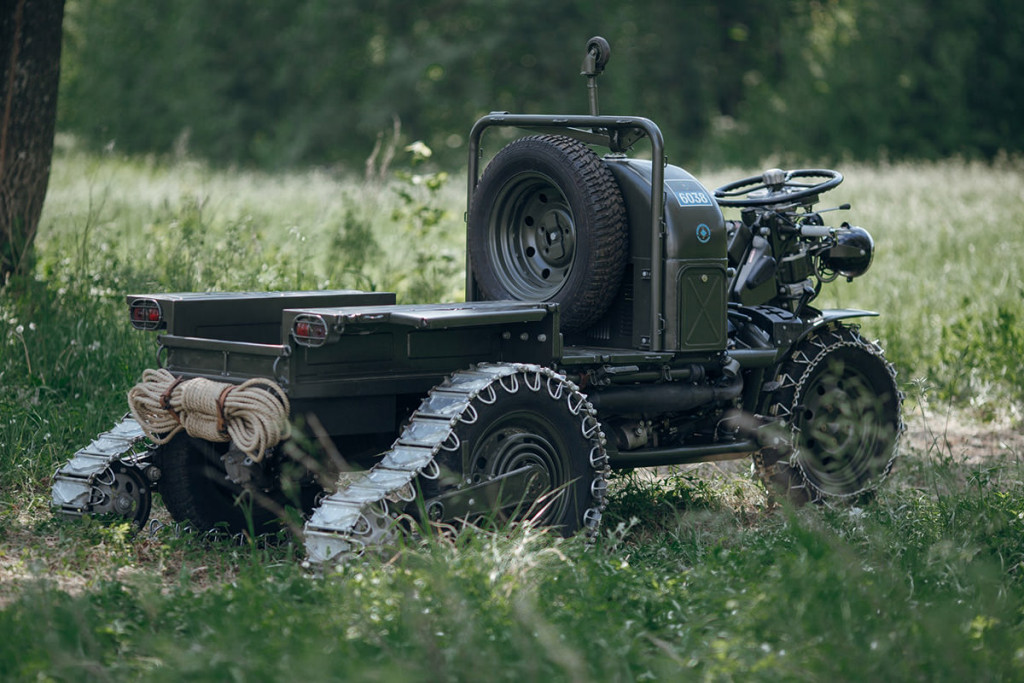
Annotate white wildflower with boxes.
[405,140,432,159]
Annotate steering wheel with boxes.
[714,168,843,207]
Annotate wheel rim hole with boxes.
[525,216,535,226]
[541,269,551,279]
[525,246,536,257]
[538,193,548,203]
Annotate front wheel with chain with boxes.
[757,324,903,504]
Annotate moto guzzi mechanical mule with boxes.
[52,37,903,564]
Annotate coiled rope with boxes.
[127,368,291,462]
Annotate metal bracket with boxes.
[419,465,539,522]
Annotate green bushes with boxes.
[58,0,1024,169]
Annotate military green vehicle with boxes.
[52,37,902,564]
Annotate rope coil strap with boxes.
[127,368,291,462]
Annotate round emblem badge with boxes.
[696,223,711,244]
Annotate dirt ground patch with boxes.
[903,411,1024,462]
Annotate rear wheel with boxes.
[757,325,903,504]
[468,135,627,333]
[158,435,305,535]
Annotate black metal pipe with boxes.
[588,375,743,415]
[608,367,694,384]
[608,439,758,469]
[728,348,778,368]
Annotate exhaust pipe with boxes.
[587,374,744,416]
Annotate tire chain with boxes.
[754,325,905,503]
[51,416,154,520]
[303,362,609,567]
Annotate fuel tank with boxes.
[569,159,727,354]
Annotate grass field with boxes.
[1,144,1023,680]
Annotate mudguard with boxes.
[738,305,879,360]
[803,308,880,342]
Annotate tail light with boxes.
[292,314,329,347]
[129,299,164,330]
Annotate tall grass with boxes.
[827,158,1024,415]
[3,457,1024,680]
[36,137,466,299]
[2,147,1024,680]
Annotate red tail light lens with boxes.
[129,299,164,330]
[292,314,329,347]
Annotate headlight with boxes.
[821,224,874,279]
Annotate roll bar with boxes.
[466,114,667,351]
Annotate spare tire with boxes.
[468,135,628,333]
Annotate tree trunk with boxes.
[0,0,64,284]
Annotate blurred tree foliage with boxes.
[58,0,1024,170]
